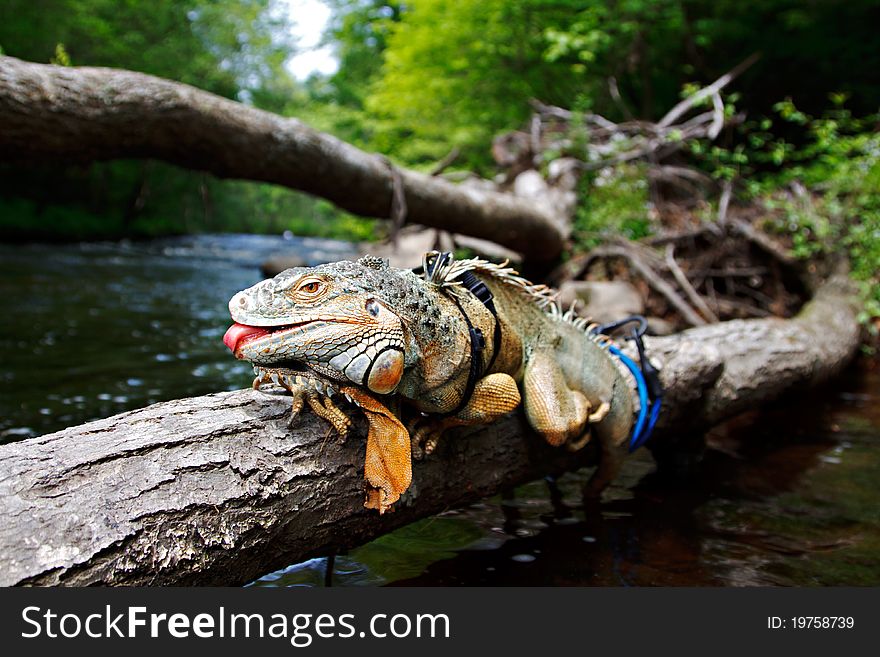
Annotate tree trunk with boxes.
[0,56,566,261]
[0,272,860,586]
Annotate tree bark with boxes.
[0,56,566,261]
[0,272,860,586]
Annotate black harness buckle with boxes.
[592,315,664,420]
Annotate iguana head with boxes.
[223,256,417,395]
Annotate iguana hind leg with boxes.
[584,438,627,498]
[566,402,610,452]
[411,372,521,457]
[522,351,629,495]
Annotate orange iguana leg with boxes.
[522,351,631,496]
[305,393,353,440]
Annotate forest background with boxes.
[1,0,878,318]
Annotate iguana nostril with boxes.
[229,292,250,316]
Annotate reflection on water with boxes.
[0,235,357,440]
[1,235,877,586]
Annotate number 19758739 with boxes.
[768,617,854,629]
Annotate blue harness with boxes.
[590,317,663,452]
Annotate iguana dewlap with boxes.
[223,253,636,512]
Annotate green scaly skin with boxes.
[225,253,636,504]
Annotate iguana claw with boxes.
[287,387,307,428]
[305,392,352,440]
[409,421,443,459]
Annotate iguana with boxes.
[223,252,637,513]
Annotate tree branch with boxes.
[0,56,566,261]
[0,271,860,586]
[665,243,719,323]
[589,244,709,326]
[657,53,760,129]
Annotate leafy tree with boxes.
[0,0,370,241]
[364,0,594,168]
[323,0,401,109]
[346,0,879,170]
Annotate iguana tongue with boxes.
[223,323,269,353]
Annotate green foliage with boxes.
[542,0,688,114]
[0,0,300,99]
[573,165,653,250]
[363,0,597,169]
[1,0,879,279]
[5,1,214,95]
[0,0,374,242]
[689,98,880,323]
[0,161,376,242]
[358,0,721,168]
[50,43,71,67]
[765,105,880,323]
[324,1,402,109]
[326,0,880,175]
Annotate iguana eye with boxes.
[365,298,380,317]
[297,279,323,294]
[286,277,327,302]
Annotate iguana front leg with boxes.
[253,369,353,439]
[305,393,353,440]
[282,385,353,439]
[411,373,521,457]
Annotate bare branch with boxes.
[665,244,720,322]
[591,245,708,326]
[0,56,566,262]
[428,147,461,176]
[708,91,725,140]
[608,76,635,121]
[0,270,858,586]
[526,56,758,177]
[658,53,760,129]
[730,217,797,266]
[717,179,733,225]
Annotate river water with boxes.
[1,235,877,586]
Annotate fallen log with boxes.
[0,56,565,262]
[0,271,860,586]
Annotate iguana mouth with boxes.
[252,364,338,395]
[222,320,319,354]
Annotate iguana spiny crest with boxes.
[224,253,638,513]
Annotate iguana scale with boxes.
[223,253,636,513]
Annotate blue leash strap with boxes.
[592,317,663,452]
